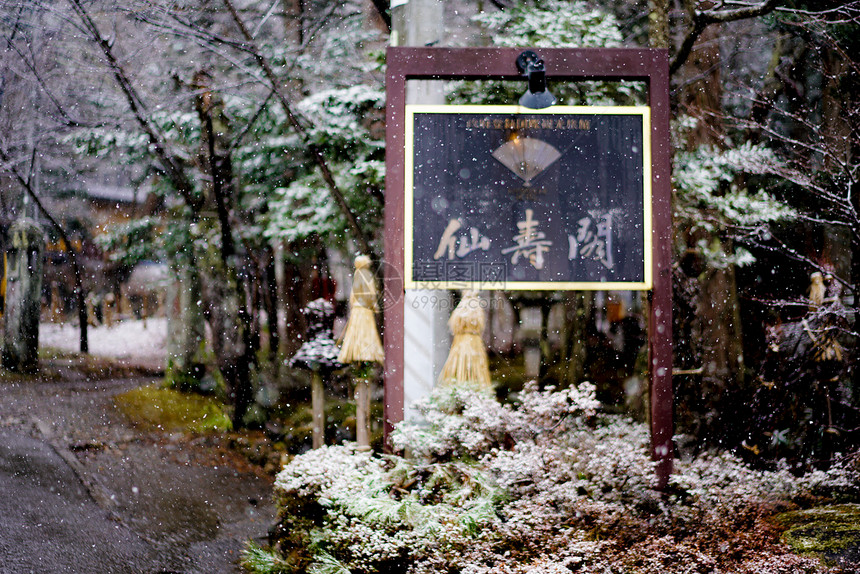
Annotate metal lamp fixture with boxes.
[516,50,556,109]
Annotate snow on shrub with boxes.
[252,382,838,574]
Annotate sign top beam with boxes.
[386,47,668,81]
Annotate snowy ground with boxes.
[40,318,168,370]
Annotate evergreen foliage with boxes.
[256,383,846,574]
[449,0,644,106]
[673,136,798,267]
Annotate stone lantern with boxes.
[2,218,46,373]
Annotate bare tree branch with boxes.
[226,88,275,155]
[139,2,335,80]
[487,0,514,10]
[250,0,281,38]
[128,8,253,54]
[772,2,860,18]
[26,146,36,187]
[222,0,373,256]
[730,106,860,197]
[7,41,89,128]
[670,0,781,75]
[1,1,26,48]
[752,230,855,292]
[67,0,202,213]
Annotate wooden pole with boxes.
[311,371,325,448]
[355,376,371,450]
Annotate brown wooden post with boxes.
[383,60,406,445]
[384,48,673,487]
[647,51,674,490]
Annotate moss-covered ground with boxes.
[113,384,233,433]
[775,504,860,568]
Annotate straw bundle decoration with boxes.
[338,255,384,364]
[439,291,491,388]
[805,272,843,363]
[808,272,826,309]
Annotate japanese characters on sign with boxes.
[405,105,652,290]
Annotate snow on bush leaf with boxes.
[262,382,832,574]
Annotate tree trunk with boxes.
[675,17,747,443]
[648,0,670,49]
[265,247,280,364]
[199,249,253,426]
[698,252,745,440]
[249,261,262,359]
[0,148,89,354]
[166,261,206,390]
[355,375,371,450]
[561,292,590,387]
[282,258,313,357]
[678,23,723,148]
[282,0,304,46]
[194,71,256,427]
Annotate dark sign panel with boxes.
[405,105,652,290]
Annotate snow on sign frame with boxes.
[405,105,652,291]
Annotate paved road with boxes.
[0,377,276,574]
[0,430,164,573]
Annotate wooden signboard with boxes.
[406,105,651,290]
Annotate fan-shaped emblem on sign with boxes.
[491,137,562,186]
